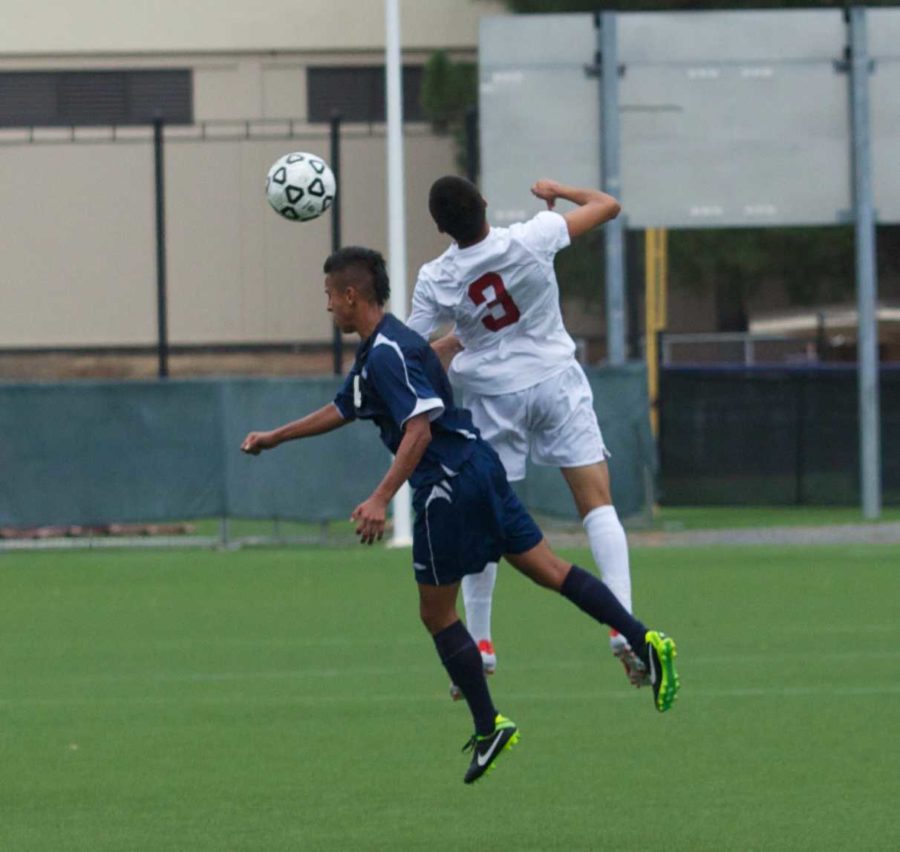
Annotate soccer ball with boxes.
[265,152,336,222]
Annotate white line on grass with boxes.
[2,684,899,709]
[2,648,898,689]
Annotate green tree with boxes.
[668,228,855,330]
[420,51,478,173]
[420,51,476,132]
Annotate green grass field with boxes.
[178,505,900,545]
[652,505,900,530]
[1,544,898,851]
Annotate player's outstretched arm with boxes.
[530,179,620,240]
[240,402,347,455]
[350,413,432,544]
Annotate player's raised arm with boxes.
[530,179,620,240]
[240,402,347,455]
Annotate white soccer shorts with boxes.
[460,362,609,482]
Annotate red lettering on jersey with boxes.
[467,273,521,332]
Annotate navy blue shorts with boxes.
[411,440,543,586]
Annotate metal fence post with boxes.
[153,116,169,379]
[465,105,479,184]
[599,12,627,365]
[848,6,882,519]
[330,111,343,375]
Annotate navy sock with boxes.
[433,620,497,736]
[560,565,649,664]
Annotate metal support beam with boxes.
[152,117,169,379]
[848,6,882,519]
[645,228,668,436]
[599,12,627,365]
[329,112,343,375]
[465,105,479,185]
[385,0,412,547]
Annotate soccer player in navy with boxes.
[241,246,679,784]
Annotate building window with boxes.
[307,66,425,123]
[0,70,193,127]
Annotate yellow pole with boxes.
[645,229,668,436]
[659,228,668,331]
[645,229,657,435]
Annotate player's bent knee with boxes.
[505,543,570,591]
[526,559,569,590]
[541,556,572,590]
[562,462,613,517]
[418,592,459,635]
[419,608,446,635]
[418,603,441,634]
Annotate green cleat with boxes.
[645,630,680,712]
[462,714,520,784]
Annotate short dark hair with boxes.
[428,175,486,244]
[323,246,390,306]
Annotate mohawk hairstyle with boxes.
[323,246,391,306]
[428,175,487,245]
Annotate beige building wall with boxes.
[163,128,457,346]
[0,0,506,54]
[0,89,458,347]
[0,0,506,348]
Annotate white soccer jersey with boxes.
[408,210,577,396]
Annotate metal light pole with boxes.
[465,105,479,184]
[153,116,169,379]
[599,12,627,365]
[330,111,343,375]
[385,0,412,546]
[848,6,882,519]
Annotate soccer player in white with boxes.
[407,175,648,688]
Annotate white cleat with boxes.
[478,639,497,675]
[449,640,498,701]
[610,630,650,688]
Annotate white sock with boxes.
[462,562,498,644]
[582,505,633,613]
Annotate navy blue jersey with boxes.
[333,314,479,488]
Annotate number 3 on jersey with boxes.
[467,273,521,332]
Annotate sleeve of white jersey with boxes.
[513,210,571,259]
[407,270,447,339]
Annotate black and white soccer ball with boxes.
[265,152,336,222]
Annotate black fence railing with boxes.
[659,365,900,506]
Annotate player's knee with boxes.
[594,482,613,507]
[419,600,452,635]
[577,480,612,515]
[541,554,571,590]
[527,572,558,591]
[565,463,613,516]
[419,602,437,633]
[514,550,570,591]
